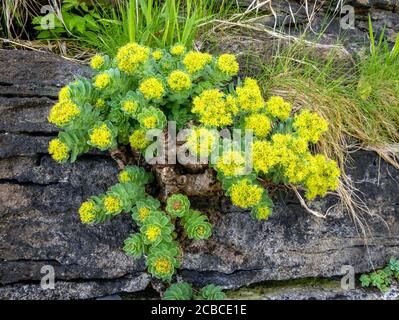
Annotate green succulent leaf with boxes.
[162,282,193,300]
[196,284,226,300]
[123,233,144,259]
[182,210,212,240]
[140,211,174,246]
[166,194,190,218]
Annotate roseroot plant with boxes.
[162,282,226,300]
[360,257,399,293]
[47,41,341,290]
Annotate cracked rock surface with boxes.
[0,49,398,299]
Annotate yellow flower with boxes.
[118,171,130,183]
[142,115,157,129]
[217,54,239,76]
[245,113,272,138]
[152,50,163,61]
[266,96,292,121]
[192,89,236,127]
[170,44,185,56]
[230,179,263,208]
[293,109,328,143]
[155,258,173,275]
[116,42,150,74]
[251,140,278,174]
[121,100,139,114]
[95,98,106,109]
[284,154,312,184]
[90,54,105,70]
[167,70,191,91]
[89,123,112,149]
[138,207,151,221]
[236,78,264,112]
[48,99,80,127]
[216,151,246,177]
[58,86,70,101]
[186,127,218,157]
[94,73,111,90]
[256,206,271,220]
[139,78,165,100]
[48,138,69,162]
[183,51,212,74]
[104,195,122,214]
[129,129,150,150]
[304,154,340,199]
[145,225,161,242]
[79,201,96,224]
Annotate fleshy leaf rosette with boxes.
[140,211,174,246]
[196,284,226,300]
[182,210,212,240]
[123,233,144,259]
[131,197,161,226]
[147,241,181,281]
[165,194,190,218]
[162,282,193,300]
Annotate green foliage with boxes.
[197,284,226,300]
[162,282,225,300]
[182,210,212,240]
[163,282,193,300]
[166,194,190,217]
[360,256,399,293]
[29,0,237,55]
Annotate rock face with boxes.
[0,49,398,299]
[236,0,399,53]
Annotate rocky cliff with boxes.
[0,47,398,299]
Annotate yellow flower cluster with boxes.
[145,225,161,242]
[183,51,212,74]
[121,100,139,114]
[104,195,122,214]
[293,109,328,143]
[141,115,157,129]
[90,54,105,70]
[48,99,80,127]
[138,207,151,221]
[230,179,263,208]
[89,123,112,149]
[155,257,173,275]
[94,73,111,90]
[139,78,165,100]
[48,138,69,162]
[216,151,246,177]
[118,171,130,183]
[170,44,185,56]
[252,140,278,174]
[236,78,264,112]
[266,96,292,121]
[256,206,271,220]
[192,89,238,127]
[129,129,150,150]
[245,113,272,138]
[217,54,239,76]
[252,134,308,174]
[79,201,96,224]
[58,86,70,101]
[152,50,163,61]
[167,70,191,91]
[303,155,340,199]
[116,42,149,74]
[95,98,106,109]
[186,127,218,157]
